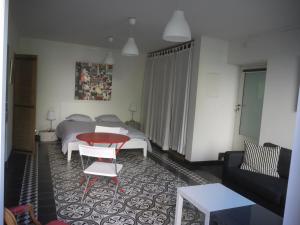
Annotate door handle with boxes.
[235,104,242,112]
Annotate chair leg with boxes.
[81,176,90,203]
[111,179,119,207]
[85,157,90,168]
[67,149,72,161]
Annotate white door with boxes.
[232,68,266,150]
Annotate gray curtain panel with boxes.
[142,45,193,155]
[169,48,193,154]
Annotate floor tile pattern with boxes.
[48,148,207,225]
[17,152,38,224]
[150,151,209,184]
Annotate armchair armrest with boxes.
[6,204,68,225]
[222,151,244,183]
[8,204,41,225]
[224,151,244,168]
[9,204,29,215]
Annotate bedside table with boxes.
[125,120,141,130]
[39,130,57,142]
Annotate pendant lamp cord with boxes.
[130,24,133,37]
[176,0,180,10]
[128,17,136,38]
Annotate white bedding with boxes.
[56,119,152,154]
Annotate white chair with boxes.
[78,144,123,204]
[95,125,122,134]
[94,126,127,148]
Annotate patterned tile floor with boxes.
[50,147,208,224]
[5,142,222,225]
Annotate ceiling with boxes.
[12,0,300,53]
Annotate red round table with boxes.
[76,132,130,149]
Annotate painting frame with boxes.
[75,61,113,101]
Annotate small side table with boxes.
[125,120,141,130]
[39,130,57,142]
[174,183,254,225]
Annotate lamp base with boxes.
[130,110,136,121]
[49,120,55,132]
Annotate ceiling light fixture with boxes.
[122,17,139,56]
[104,36,114,65]
[163,10,191,42]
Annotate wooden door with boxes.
[13,55,37,153]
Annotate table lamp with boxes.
[129,103,137,121]
[47,110,56,131]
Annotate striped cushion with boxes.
[240,141,280,177]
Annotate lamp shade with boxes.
[47,110,56,121]
[104,51,114,65]
[122,37,139,56]
[129,103,137,112]
[163,10,191,42]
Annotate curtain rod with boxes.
[243,68,266,73]
[148,40,194,57]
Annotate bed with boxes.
[55,114,151,161]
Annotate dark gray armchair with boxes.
[222,143,291,216]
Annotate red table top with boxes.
[76,132,130,144]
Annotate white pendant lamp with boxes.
[122,37,139,56]
[104,36,114,65]
[163,10,191,42]
[104,51,114,65]
[122,17,139,56]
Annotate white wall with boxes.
[18,38,146,131]
[5,1,19,161]
[228,30,300,149]
[283,88,300,225]
[186,36,239,161]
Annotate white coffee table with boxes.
[174,183,255,225]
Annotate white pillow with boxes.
[95,114,121,123]
[65,114,92,122]
[240,140,280,177]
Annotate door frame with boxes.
[232,65,267,150]
[0,0,9,222]
[12,54,37,153]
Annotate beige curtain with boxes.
[142,44,193,155]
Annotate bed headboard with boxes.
[59,101,122,122]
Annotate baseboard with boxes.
[12,149,33,155]
[150,141,223,170]
[185,160,223,169]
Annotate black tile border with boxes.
[4,152,27,208]
[38,143,57,224]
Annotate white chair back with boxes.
[79,144,116,159]
[95,126,121,134]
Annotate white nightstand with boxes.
[125,120,141,130]
[39,130,57,142]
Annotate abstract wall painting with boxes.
[75,62,112,100]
